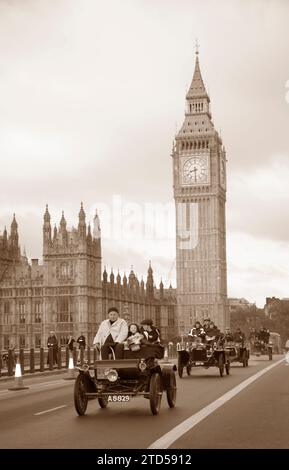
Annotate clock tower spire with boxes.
[173,47,228,334]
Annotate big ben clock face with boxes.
[182,155,210,185]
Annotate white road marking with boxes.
[34,405,67,415]
[148,358,284,449]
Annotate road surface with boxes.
[0,355,287,449]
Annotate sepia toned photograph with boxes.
[0,0,289,458]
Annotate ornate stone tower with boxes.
[42,204,102,345]
[173,48,228,334]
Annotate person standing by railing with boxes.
[47,331,58,365]
[76,332,86,364]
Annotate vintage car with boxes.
[251,339,273,360]
[74,346,177,416]
[177,335,231,378]
[224,341,250,367]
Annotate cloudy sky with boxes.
[0,0,288,306]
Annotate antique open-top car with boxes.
[224,341,250,367]
[251,339,273,360]
[177,335,230,378]
[74,350,177,416]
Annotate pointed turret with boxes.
[103,266,108,283]
[78,202,86,237]
[87,223,92,243]
[43,204,51,223]
[60,211,66,229]
[93,209,101,239]
[53,224,57,241]
[186,46,209,101]
[146,261,154,298]
[116,270,121,285]
[59,211,68,246]
[177,46,214,140]
[43,204,52,248]
[110,268,115,284]
[11,213,18,233]
[3,226,7,246]
[129,265,135,287]
[10,214,19,249]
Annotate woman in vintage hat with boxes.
[140,319,161,344]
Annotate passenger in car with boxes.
[123,323,144,352]
[140,319,161,344]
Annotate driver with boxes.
[188,321,205,340]
[203,318,211,332]
[224,327,234,342]
[233,327,246,344]
[93,307,128,359]
[206,321,220,339]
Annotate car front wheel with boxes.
[74,375,88,416]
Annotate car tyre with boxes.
[225,360,230,375]
[74,375,88,416]
[177,355,184,379]
[218,354,224,377]
[242,350,247,367]
[166,372,177,408]
[149,373,162,415]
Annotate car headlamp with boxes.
[82,360,89,371]
[105,369,118,382]
[138,359,147,372]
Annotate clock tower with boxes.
[173,48,228,334]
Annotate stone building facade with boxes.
[0,206,177,350]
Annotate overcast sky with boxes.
[0,0,289,307]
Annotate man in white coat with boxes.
[93,307,128,359]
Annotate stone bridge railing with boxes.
[0,343,177,378]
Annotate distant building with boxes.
[264,296,289,318]
[228,297,255,313]
[0,206,177,350]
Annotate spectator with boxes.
[47,331,58,365]
[77,332,86,363]
[66,334,75,353]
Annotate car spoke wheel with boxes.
[149,373,162,415]
[218,355,224,377]
[74,375,88,416]
[166,373,177,408]
[98,397,108,408]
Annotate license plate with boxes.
[108,395,130,402]
[195,361,204,366]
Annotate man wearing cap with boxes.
[140,319,161,344]
[203,318,211,332]
[93,307,128,359]
[224,327,234,342]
